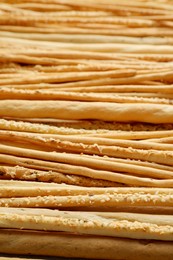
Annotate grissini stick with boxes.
[1,119,173,138]
[0,178,172,197]
[0,49,135,62]
[88,130,173,139]
[1,143,173,178]
[2,133,173,179]
[1,134,173,169]
[0,209,172,240]
[0,69,135,85]
[0,208,172,225]
[0,88,172,105]
[2,142,173,172]
[0,63,137,73]
[62,85,173,94]
[0,54,89,66]
[145,137,173,144]
[0,165,119,187]
[1,26,173,41]
[0,15,155,28]
[10,42,173,54]
[10,3,75,12]
[0,229,172,260]
[0,192,173,209]
[2,130,173,152]
[9,40,173,54]
[1,152,170,187]
[1,24,173,37]
[1,1,171,15]
[87,155,173,173]
[2,30,173,45]
[0,100,173,123]
[1,149,173,187]
[0,64,172,74]
[0,190,173,208]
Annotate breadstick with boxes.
[89,130,173,139]
[14,42,173,54]
[0,192,173,209]
[0,229,173,260]
[2,130,173,152]
[2,119,173,139]
[13,3,73,11]
[0,209,173,240]
[0,152,166,187]
[3,70,169,89]
[0,178,172,197]
[0,69,135,85]
[0,54,84,65]
[0,88,172,105]
[5,0,172,15]
[58,84,173,94]
[2,30,172,45]
[93,155,173,173]
[0,165,119,187]
[1,2,173,259]
[1,146,173,187]
[146,137,173,144]
[0,119,97,135]
[1,142,173,174]
[1,100,173,124]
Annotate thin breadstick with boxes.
[0,208,173,241]
[6,118,172,132]
[2,30,172,45]
[0,178,172,197]
[91,155,173,173]
[1,193,173,210]
[57,84,173,94]
[1,119,173,139]
[1,146,173,186]
[5,70,170,89]
[90,131,173,139]
[1,144,173,181]
[4,0,172,15]
[0,229,172,260]
[0,88,172,105]
[146,137,173,144]
[0,69,135,85]
[0,152,168,187]
[12,3,73,11]
[0,54,86,65]
[0,100,173,124]
[1,129,173,154]
[15,43,173,54]
[0,165,119,187]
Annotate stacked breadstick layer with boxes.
[0,207,173,259]
[1,0,173,259]
[0,181,173,214]
[0,119,173,188]
[0,207,173,241]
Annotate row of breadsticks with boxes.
[1,0,173,259]
[1,0,173,34]
[0,207,172,260]
[0,180,173,214]
[0,119,173,188]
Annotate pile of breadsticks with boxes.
[0,0,173,259]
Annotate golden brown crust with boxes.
[0,229,173,260]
